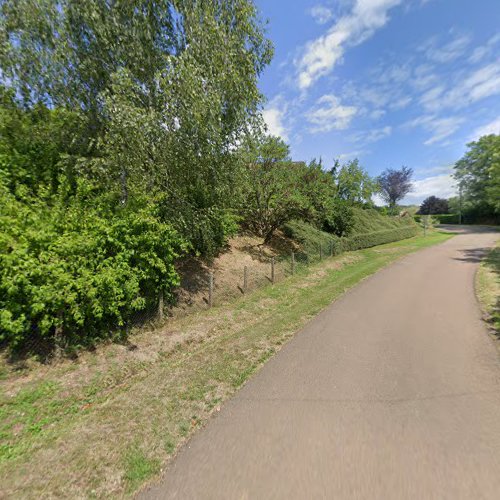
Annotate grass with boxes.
[0,230,453,498]
[476,241,500,335]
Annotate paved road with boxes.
[141,227,500,500]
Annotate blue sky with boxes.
[255,0,500,204]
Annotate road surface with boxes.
[141,227,500,500]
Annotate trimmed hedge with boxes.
[414,214,459,224]
[338,225,419,253]
[285,219,419,258]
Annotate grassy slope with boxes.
[476,241,500,334]
[0,231,452,498]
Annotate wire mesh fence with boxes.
[5,242,337,360]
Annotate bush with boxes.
[0,180,187,351]
[323,200,354,237]
[283,220,338,257]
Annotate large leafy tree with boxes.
[377,166,413,210]
[454,134,500,216]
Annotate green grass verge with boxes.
[0,230,453,498]
[476,241,500,334]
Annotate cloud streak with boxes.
[307,94,357,132]
[296,0,402,90]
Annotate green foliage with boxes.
[417,196,449,215]
[283,220,338,257]
[285,210,418,257]
[240,136,309,242]
[0,88,86,194]
[0,0,273,351]
[454,134,500,222]
[415,213,460,224]
[350,207,414,233]
[339,226,419,252]
[0,178,187,350]
[323,200,354,237]
[332,159,378,205]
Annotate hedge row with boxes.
[284,219,419,258]
[414,214,459,224]
[337,225,419,253]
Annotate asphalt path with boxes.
[141,227,500,500]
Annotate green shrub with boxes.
[284,217,418,257]
[339,225,419,252]
[283,220,339,256]
[323,200,354,237]
[0,179,187,350]
[414,213,460,224]
[350,207,414,233]
[433,214,460,224]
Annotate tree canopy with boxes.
[377,166,413,210]
[454,135,500,220]
[418,196,449,215]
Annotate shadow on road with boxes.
[453,247,492,263]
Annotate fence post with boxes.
[243,266,248,292]
[54,311,64,359]
[330,241,334,257]
[291,251,295,275]
[319,244,323,260]
[158,290,164,321]
[271,257,275,284]
[208,272,213,308]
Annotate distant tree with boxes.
[417,196,449,215]
[377,166,413,210]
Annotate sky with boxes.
[254,0,500,205]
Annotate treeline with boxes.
[0,1,412,352]
[416,135,500,224]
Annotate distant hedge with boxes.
[338,225,419,252]
[414,214,460,224]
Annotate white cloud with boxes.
[421,62,500,112]
[469,33,500,64]
[404,173,457,203]
[407,115,465,145]
[352,125,392,144]
[424,34,471,63]
[262,97,289,141]
[469,117,500,141]
[411,64,438,91]
[307,94,357,132]
[338,150,367,161]
[310,5,334,25]
[296,0,402,90]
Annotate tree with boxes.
[417,196,449,215]
[241,135,308,242]
[1,0,273,256]
[331,159,378,205]
[297,158,337,228]
[377,166,413,210]
[454,134,500,217]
